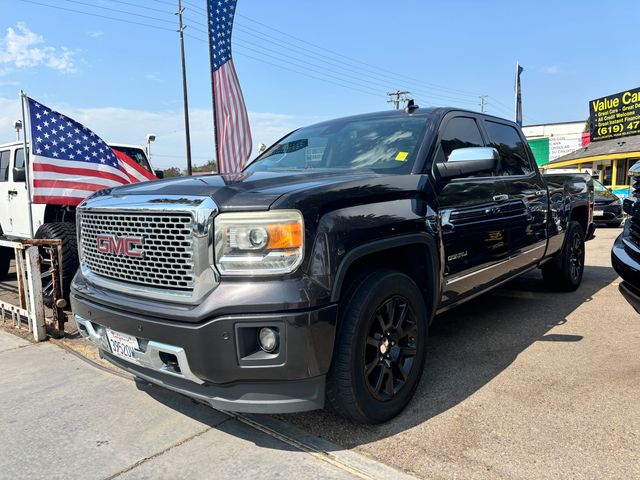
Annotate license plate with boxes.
[594,210,604,217]
[106,329,139,364]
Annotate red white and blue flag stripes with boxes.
[24,96,156,206]
[207,0,252,174]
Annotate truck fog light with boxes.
[258,327,279,353]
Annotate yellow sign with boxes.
[395,151,408,161]
[590,87,640,142]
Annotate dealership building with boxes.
[523,120,637,197]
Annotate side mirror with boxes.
[436,147,500,180]
[13,167,26,182]
[154,169,164,179]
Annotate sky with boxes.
[0,0,639,170]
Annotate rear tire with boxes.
[0,247,11,280]
[34,222,78,308]
[542,220,585,292]
[326,269,428,424]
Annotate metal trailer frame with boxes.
[0,238,65,341]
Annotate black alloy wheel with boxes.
[326,269,428,424]
[364,295,418,401]
[542,220,585,292]
[568,229,584,284]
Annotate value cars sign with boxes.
[590,87,640,141]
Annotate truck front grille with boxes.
[79,212,195,290]
[629,217,640,248]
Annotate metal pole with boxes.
[177,0,193,176]
[206,0,220,174]
[19,91,35,238]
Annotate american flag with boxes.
[25,97,157,206]
[207,0,252,174]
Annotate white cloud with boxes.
[86,31,104,39]
[144,72,161,82]
[0,23,75,73]
[0,97,306,170]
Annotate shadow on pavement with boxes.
[134,264,618,451]
[275,264,619,449]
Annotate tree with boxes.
[162,167,183,178]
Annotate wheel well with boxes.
[570,205,588,234]
[44,205,76,224]
[337,243,437,321]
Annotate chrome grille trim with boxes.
[80,212,195,289]
[77,194,219,303]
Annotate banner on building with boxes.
[590,87,640,142]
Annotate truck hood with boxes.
[107,170,386,211]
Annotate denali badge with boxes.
[96,234,143,258]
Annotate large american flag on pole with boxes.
[207,0,252,174]
[25,97,157,206]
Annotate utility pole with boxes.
[479,95,488,113]
[387,90,411,110]
[177,0,193,175]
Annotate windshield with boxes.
[111,146,151,172]
[593,179,608,192]
[246,115,429,173]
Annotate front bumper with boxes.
[620,282,640,314]
[71,278,338,413]
[611,232,640,314]
[593,203,623,225]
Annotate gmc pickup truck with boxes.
[71,108,594,423]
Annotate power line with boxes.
[23,0,486,110]
[179,1,484,100]
[19,0,175,31]
[58,0,176,25]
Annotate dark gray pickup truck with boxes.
[71,107,595,423]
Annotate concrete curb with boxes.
[239,413,419,480]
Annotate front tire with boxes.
[542,220,585,292]
[34,222,78,308]
[326,269,428,424]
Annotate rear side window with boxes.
[484,121,532,176]
[440,117,484,160]
[14,148,25,169]
[0,150,9,182]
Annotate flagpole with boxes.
[206,0,220,174]
[514,61,518,122]
[19,90,35,238]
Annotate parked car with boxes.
[592,179,623,227]
[0,141,157,306]
[612,162,640,313]
[71,107,594,423]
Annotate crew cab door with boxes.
[7,148,33,238]
[481,119,548,270]
[433,115,510,305]
[0,148,11,234]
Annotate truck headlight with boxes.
[214,210,304,275]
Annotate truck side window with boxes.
[14,148,25,169]
[440,117,484,160]
[484,121,532,176]
[0,150,10,181]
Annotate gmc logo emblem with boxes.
[96,234,143,258]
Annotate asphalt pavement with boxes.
[282,227,640,480]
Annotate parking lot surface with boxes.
[1,227,638,480]
[282,227,640,479]
[0,330,417,480]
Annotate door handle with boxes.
[7,189,18,196]
[493,194,509,202]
